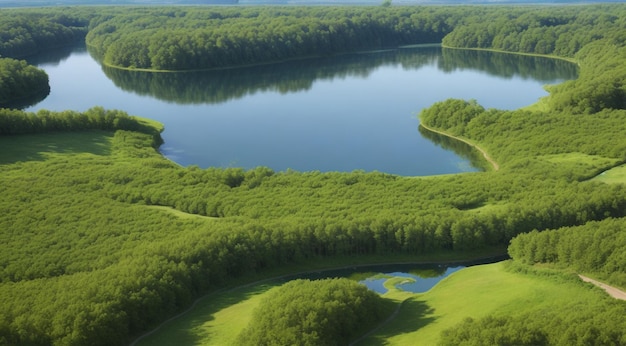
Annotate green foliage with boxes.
[440,316,549,346]
[442,5,626,58]
[440,263,626,346]
[547,41,626,114]
[85,6,458,70]
[0,9,90,58]
[508,218,626,288]
[419,99,484,136]
[0,107,162,141]
[236,278,392,346]
[0,58,49,107]
[0,4,626,346]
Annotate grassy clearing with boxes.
[356,262,604,345]
[535,153,622,180]
[592,164,626,184]
[462,202,508,214]
[146,205,220,220]
[0,131,113,164]
[539,153,619,172]
[138,260,604,346]
[137,283,280,346]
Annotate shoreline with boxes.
[419,122,500,171]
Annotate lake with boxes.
[26,45,577,176]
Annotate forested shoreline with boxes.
[0,58,49,108]
[1,4,626,345]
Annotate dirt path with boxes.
[419,123,499,171]
[579,275,626,301]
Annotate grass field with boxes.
[136,261,607,346]
[592,164,626,184]
[136,282,281,346]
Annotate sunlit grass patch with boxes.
[462,202,508,214]
[539,152,616,166]
[137,283,279,346]
[146,205,220,220]
[592,164,626,184]
[538,153,620,179]
[358,262,606,345]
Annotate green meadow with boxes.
[137,261,614,345]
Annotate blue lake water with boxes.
[27,45,577,176]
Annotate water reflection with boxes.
[95,45,577,106]
[25,43,86,67]
[284,256,507,294]
[95,45,442,105]
[418,125,492,172]
[1,87,49,110]
[360,266,463,294]
[439,48,579,81]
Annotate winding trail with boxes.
[579,275,626,301]
[419,123,500,171]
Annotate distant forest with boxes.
[0,0,622,8]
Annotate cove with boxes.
[26,45,577,176]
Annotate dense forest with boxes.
[0,4,625,346]
[0,58,49,108]
[84,6,457,71]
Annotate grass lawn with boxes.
[357,262,601,345]
[136,283,281,346]
[592,164,626,184]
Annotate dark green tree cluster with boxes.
[85,6,459,70]
[0,58,49,107]
[508,218,626,288]
[0,9,90,58]
[547,41,626,114]
[419,99,485,136]
[442,5,626,57]
[440,303,626,346]
[237,278,392,346]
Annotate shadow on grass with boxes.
[357,298,436,345]
[137,282,280,346]
[0,131,112,165]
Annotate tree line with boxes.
[0,107,162,142]
[0,9,89,58]
[85,6,460,70]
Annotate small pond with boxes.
[281,256,507,294]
